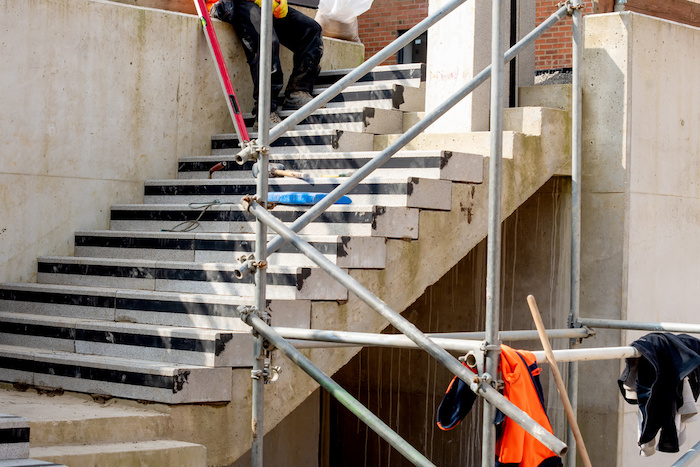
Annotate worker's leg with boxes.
[220,0,285,114]
[273,8,323,107]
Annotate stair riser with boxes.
[0,351,231,404]
[0,414,30,461]
[74,232,386,268]
[210,131,374,156]
[316,85,425,113]
[0,286,308,329]
[74,245,336,267]
[109,207,418,239]
[115,294,309,329]
[37,264,348,301]
[0,288,117,321]
[315,63,425,89]
[0,319,247,367]
[176,151,483,184]
[246,108,403,135]
[144,177,451,210]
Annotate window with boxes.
[397,31,428,64]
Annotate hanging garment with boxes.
[437,345,562,467]
[618,332,700,454]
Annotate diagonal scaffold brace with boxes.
[192,0,253,178]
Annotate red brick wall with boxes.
[357,0,429,65]
[356,0,586,70]
[534,1,596,70]
[357,0,700,70]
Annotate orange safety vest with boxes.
[436,345,561,467]
[496,345,560,467]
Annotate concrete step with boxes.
[74,231,387,268]
[31,440,206,467]
[0,344,232,404]
[211,128,374,155]
[315,63,425,89]
[177,149,483,183]
[312,82,425,112]
[0,312,250,367]
[0,283,308,329]
[36,257,348,300]
[244,107,403,134]
[0,460,66,466]
[109,203,419,238]
[0,414,29,461]
[0,387,170,447]
[143,176,453,210]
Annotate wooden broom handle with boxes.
[527,295,593,467]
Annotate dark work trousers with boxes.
[214,1,323,115]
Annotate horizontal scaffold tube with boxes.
[244,198,568,457]
[532,346,640,364]
[281,331,639,364]
[579,318,700,334]
[672,439,700,467]
[240,311,435,466]
[233,3,571,280]
[275,327,593,351]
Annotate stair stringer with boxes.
[166,106,572,465]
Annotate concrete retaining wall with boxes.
[0,0,362,283]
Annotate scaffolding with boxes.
[220,0,700,465]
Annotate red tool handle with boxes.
[193,0,250,144]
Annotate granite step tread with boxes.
[0,344,232,404]
[0,283,308,329]
[0,312,251,367]
[315,63,425,88]
[243,107,403,134]
[36,256,349,300]
[210,128,374,155]
[108,203,419,239]
[142,176,453,210]
[176,150,483,184]
[73,231,387,268]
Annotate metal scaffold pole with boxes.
[483,0,506,460]
[251,0,274,465]
[568,0,583,464]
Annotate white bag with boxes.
[317,0,373,23]
[315,0,373,43]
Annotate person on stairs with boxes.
[209,0,324,125]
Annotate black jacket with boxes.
[618,333,700,452]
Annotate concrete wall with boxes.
[0,0,363,284]
[582,12,700,466]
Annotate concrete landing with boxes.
[0,387,206,467]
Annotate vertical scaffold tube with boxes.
[568,0,583,465]
[483,0,506,462]
[251,0,273,465]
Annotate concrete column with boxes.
[425,0,534,133]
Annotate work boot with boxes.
[283,91,315,110]
[253,111,282,130]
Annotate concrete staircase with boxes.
[0,63,570,465]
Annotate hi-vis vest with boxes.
[437,345,562,467]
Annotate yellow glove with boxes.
[251,0,287,19]
[274,0,288,19]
